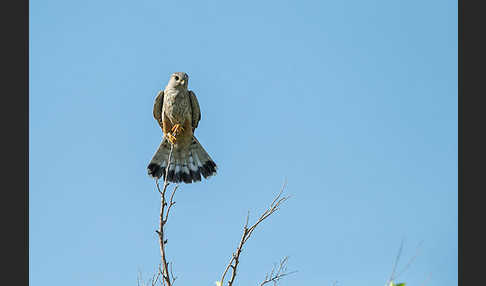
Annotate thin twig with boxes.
[394,240,423,279]
[387,238,404,285]
[386,240,423,286]
[137,267,162,286]
[219,181,289,286]
[169,262,178,285]
[151,263,162,286]
[164,185,179,224]
[259,257,297,286]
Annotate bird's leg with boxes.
[166,133,177,144]
[171,124,184,136]
[166,124,183,144]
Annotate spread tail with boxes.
[147,136,217,183]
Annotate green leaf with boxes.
[389,281,406,286]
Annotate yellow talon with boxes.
[166,133,177,144]
[171,124,184,136]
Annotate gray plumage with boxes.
[147,72,217,183]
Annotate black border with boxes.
[459,0,483,285]
[1,0,28,284]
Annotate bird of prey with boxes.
[147,72,217,183]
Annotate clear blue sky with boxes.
[30,0,457,285]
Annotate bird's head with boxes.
[167,72,189,89]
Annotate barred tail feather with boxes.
[147,138,171,179]
[147,136,217,184]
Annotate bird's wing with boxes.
[188,90,201,131]
[153,90,164,130]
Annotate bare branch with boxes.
[150,271,160,286]
[395,240,423,278]
[169,262,178,285]
[219,182,290,286]
[386,240,423,286]
[164,185,179,224]
[151,263,162,286]
[136,267,163,286]
[154,145,179,286]
[149,151,291,286]
[259,257,297,286]
[387,238,404,285]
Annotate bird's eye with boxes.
[174,76,179,81]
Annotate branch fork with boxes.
[218,182,291,286]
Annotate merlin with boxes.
[147,72,217,183]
